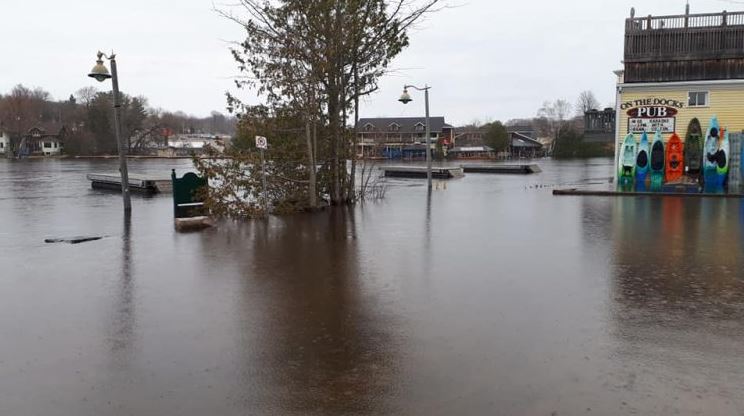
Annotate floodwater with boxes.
[1,157,743,415]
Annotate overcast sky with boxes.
[0,0,737,125]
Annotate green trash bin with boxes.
[171,169,208,218]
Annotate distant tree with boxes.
[0,84,51,137]
[483,121,509,152]
[87,91,148,153]
[74,86,98,108]
[552,124,613,159]
[537,99,572,153]
[576,90,600,115]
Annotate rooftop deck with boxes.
[624,9,744,83]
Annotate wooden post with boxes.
[685,3,690,28]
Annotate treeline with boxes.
[0,84,236,155]
[465,90,614,158]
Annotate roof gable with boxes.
[357,117,448,134]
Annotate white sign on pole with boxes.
[255,135,268,149]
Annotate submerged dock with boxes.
[553,188,744,198]
[461,164,541,174]
[87,173,172,194]
[380,166,464,179]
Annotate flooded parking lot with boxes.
[1,158,743,415]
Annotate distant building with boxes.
[0,130,9,155]
[507,125,536,140]
[161,133,227,156]
[452,126,486,147]
[452,124,543,159]
[509,132,544,158]
[17,126,65,156]
[449,145,495,160]
[616,6,744,155]
[583,108,616,143]
[356,117,453,159]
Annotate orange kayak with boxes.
[665,133,684,182]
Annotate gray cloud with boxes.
[0,0,729,124]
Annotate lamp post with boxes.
[89,51,131,213]
[399,84,432,189]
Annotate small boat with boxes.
[618,133,636,185]
[650,129,665,191]
[716,128,730,188]
[665,133,684,182]
[703,116,721,189]
[684,118,703,179]
[635,131,650,189]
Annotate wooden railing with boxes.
[625,10,744,63]
[626,11,744,31]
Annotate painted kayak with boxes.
[703,116,721,188]
[665,132,684,182]
[684,118,703,177]
[650,129,665,191]
[716,128,730,188]
[635,131,650,186]
[618,133,636,183]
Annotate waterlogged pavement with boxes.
[1,158,743,415]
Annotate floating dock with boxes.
[461,164,541,174]
[87,173,172,194]
[380,166,464,179]
[553,188,744,198]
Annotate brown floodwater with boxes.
[0,158,743,415]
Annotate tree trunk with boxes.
[348,60,359,203]
[305,118,317,208]
[328,77,341,205]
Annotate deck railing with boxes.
[625,10,744,63]
[626,11,744,31]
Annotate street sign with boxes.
[255,135,268,149]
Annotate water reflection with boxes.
[200,209,401,414]
[108,215,137,363]
[605,197,744,412]
[610,197,743,319]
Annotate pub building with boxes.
[614,6,744,166]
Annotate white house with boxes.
[0,131,9,155]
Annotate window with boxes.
[688,91,709,107]
[364,123,375,132]
[44,142,52,148]
[0,142,3,148]
[414,122,425,132]
[388,123,400,132]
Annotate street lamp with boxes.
[399,84,432,189]
[89,51,131,213]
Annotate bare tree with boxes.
[576,90,600,115]
[74,86,98,108]
[537,99,573,153]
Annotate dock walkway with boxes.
[86,173,172,194]
[461,164,541,174]
[380,166,464,179]
[553,188,744,198]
